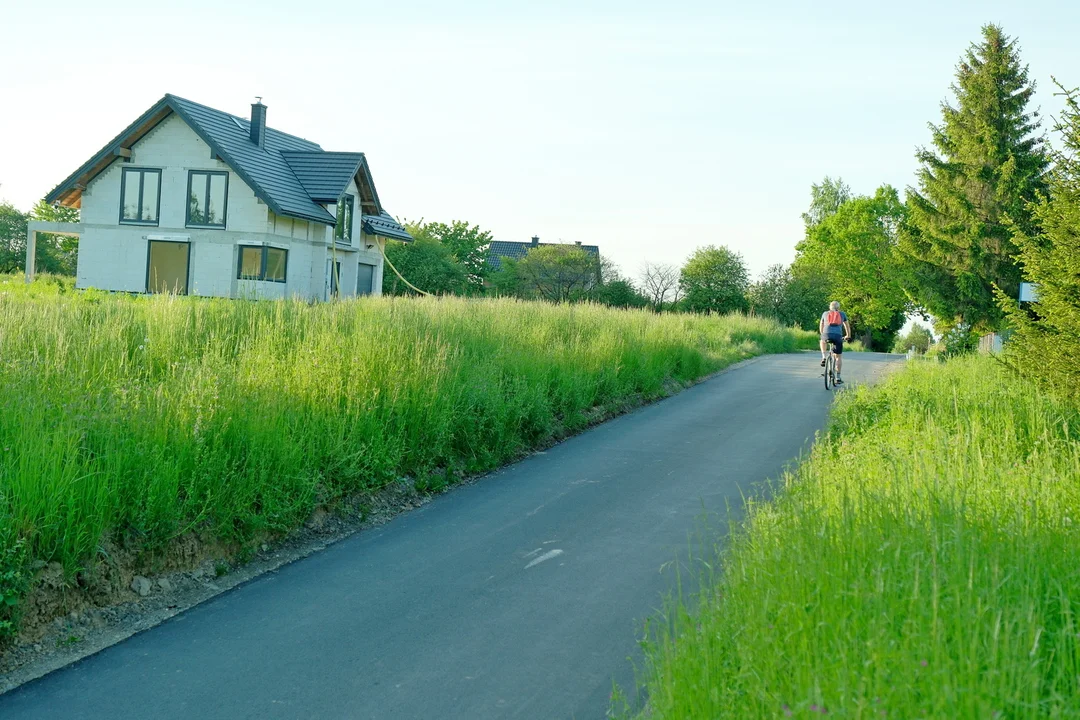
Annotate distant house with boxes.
[486,235,600,272]
[29,94,412,300]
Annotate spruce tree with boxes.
[900,24,1048,331]
[1001,80,1080,401]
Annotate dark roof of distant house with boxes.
[486,240,600,271]
[46,94,407,237]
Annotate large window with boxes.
[335,194,354,242]
[119,168,161,225]
[237,245,287,283]
[187,171,229,228]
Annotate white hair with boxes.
[830,301,840,311]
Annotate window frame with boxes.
[118,167,162,226]
[335,194,354,242]
[145,239,191,295]
[236,245,288,284]
[186,170,230,229]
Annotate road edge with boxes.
[0,352,776,695]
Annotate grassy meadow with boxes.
[0,274,814,636]
[629,357,1080,718]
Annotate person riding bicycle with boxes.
[819,301,852,384]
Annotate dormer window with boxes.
[335,194,354,242]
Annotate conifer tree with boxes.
[1001,80,1080,401]
[900,25,1048,331]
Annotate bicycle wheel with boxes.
[824,354,832,390]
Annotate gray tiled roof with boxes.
[46,94,397,228]
[362,212,413,242]
[487,240,600,271]
[166,95,334,223]
[281,151,366,203]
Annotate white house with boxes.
[28,94,412,300]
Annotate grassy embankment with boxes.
[628,357,1080,718]
[0,274,815,637]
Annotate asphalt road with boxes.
[0,352,901,720]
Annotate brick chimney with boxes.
[250,98,267,148]
[530,235,539,248]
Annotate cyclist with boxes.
[819,301,852,384]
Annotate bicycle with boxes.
[822,337,849,390]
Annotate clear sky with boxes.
[1,0,1077,281]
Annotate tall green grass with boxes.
[630,357,1080,718]
[0,274,814,636]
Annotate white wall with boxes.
[309,244,327,301]
[190,240,234,297]
[76,226,151,292]
[286,241,314,300]
[81,114,267,233]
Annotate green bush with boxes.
[940,323,979,358]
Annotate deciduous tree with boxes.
[515,245,600,302]
[591,279,648,309]
[891,324,934,354]
[0,202,28,274]
[794,185,910,348]
[639,262,682,311]
[679,245,749,315]
[407,220,492,293]
[748,263,829,330]
[382,237,467,296]
[801,176,852,230]
[0,199,80,276]
[31,200,80,275]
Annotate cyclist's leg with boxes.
[833,338,844,379]
[820,337,828,365]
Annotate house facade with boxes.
[30,94,411,300]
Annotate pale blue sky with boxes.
[2,0,1077,280]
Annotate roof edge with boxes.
[361,212,412,242]
[45,95,174,206]
[164,95,296,220]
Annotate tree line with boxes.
[5,23,1077,387]
[381,219,767,316]
[387,25,1074,358]
[740,23,1077,364]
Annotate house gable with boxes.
[46,93,415,245]
[80,113,267,233]
[47,94,335,225]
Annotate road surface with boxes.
[0,352,900,719]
